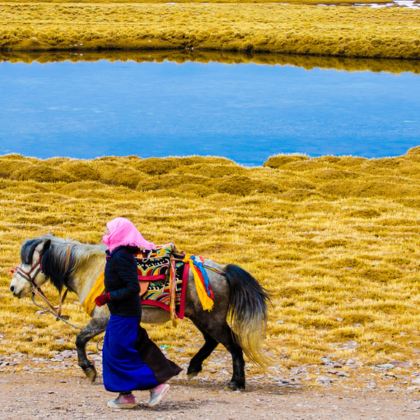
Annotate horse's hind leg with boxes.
[190,317,245,390]
[76,317,108,383]
[187,328,218,379]
[216,324,245,390]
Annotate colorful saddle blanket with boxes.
[82,244,214,318]
[136,244,189,318]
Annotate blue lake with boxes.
[0,57,419,165]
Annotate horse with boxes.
[9,234,269,390]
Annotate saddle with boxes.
[136,243,185,297]
[136,243,216,318]
[136,243,190,321]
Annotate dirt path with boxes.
[0,373,418,420]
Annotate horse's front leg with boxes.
[76,316,108,383]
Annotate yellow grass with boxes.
[0,0,392,3]
[0,150,419,375]
[1,3,419,59]
[1,50,420,74]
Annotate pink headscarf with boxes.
[102,217,155,253]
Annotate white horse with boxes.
[10,235,268,390]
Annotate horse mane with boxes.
[21,234,105,292]
[20,238,44,265]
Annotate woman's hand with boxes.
[95,292,111,306]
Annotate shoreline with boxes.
[1,147,419,169]
[1,49,420,74]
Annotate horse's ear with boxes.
[43,239,51,252]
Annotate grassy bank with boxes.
[0,150,419,374]
[1,50,420,74]
[1,3,419,59]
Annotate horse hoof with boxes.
[227,380,245,391]
[187,371,199,380]
[84,366,97,383]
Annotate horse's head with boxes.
[9,238,51,298]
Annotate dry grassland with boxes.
[0,0,391,4]
[1,50,420,74]
[1,3,419,59]
[0,150,419,377]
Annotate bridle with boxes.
[11,245,80,330]
[13,259,43,291]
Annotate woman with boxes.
[95,217,182,409]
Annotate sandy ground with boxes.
[0,372,419,420]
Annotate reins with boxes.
[30,284,80,330]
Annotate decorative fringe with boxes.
[169,255,178,326]
[184,254,214,312]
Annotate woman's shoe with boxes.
[148,383,170,407]
[107,393,137,409]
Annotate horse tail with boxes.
[225,264,270,367]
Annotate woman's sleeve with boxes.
[109,252,140,301]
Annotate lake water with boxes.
[0,54,419,165]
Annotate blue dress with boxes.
[102,315,159,392]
